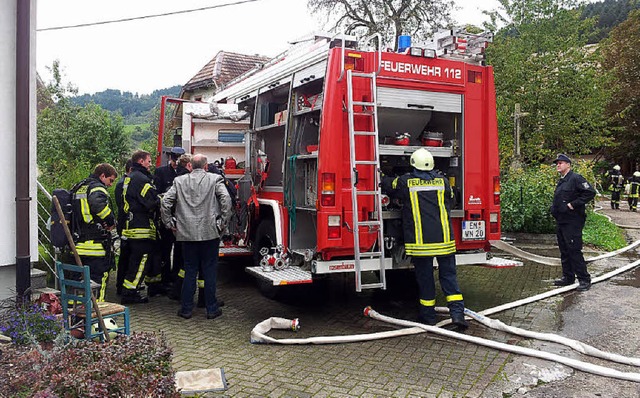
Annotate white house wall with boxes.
[0,0,39,300]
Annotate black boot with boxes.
[553,277,574,286]
[148,283,168,297]
[451,313,469,332]
[121,290,149,304]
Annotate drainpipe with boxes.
[15,0,32,305]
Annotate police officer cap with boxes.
[552,154,572,164]
[168,147,185,156]
[166,147,185,160]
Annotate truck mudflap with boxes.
[246,266,313,286]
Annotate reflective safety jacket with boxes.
[382,169,456,257]
[608,171,625,192]
[122,163,159,240]
[74,175,115,257]
[629,176,640,198]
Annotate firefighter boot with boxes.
[148,283,168,297]
[450,313,469,332]
[121,289,149,305]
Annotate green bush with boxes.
[501,161,596,234]
[0,332,180,397]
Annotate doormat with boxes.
[175,368,228,395]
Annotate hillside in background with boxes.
[70,85,181,146]
[582,0,640,43]
[71,85,181,121]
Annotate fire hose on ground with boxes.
[251,254,640,383]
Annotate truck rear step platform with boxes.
[246,266,313,286]
[219,246,253,257]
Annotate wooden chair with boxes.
[56,261,130,341]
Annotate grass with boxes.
[123,123,150,134]
[583,211,627,251]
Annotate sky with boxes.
[36,0,501,95]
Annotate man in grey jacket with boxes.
[160,154,232,319]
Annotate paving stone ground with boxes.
[116,199,640,397]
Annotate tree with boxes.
[600,9,640,170]
[307,0,454,50]
[485,0,613,169]
[37,61,131,187]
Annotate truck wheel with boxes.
[253,220,280,299]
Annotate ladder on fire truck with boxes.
[345,66,386,292]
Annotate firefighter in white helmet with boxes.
[607,164,624,210]
[381,148,468,331]
[628,171,640,212]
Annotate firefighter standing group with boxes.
[67,147,235,314]
[607,165,640,212]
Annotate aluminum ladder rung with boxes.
[354,160,377,165]
[353,101,376,107]
[353,131,377,136]
[358,251,383,258]
[360,282,385,290]
[346,69,386,292]
[351,71,376,78]
[356,221,382,227]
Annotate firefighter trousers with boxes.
[556,222,590,283]
[158,227,177,284]
[116,238,131,294]
[611,190,621,209]
[79,255,111,302]
[413,255,464,322]
[123,239,158,293]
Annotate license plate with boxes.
[462,221,485,241]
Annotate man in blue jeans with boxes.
[160,154,232,319]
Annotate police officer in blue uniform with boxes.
[382,148,468,331]
[550,154,596,291]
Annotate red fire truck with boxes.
[165,29,510,292]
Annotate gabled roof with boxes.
[183,51,271,92]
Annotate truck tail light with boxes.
[321,173,336,206]
[328,215,341,239]
[493,176,501,205]
[490,212,499,233]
